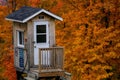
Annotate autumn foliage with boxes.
[0,0,120,80]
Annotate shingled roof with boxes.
[6,6,63,23]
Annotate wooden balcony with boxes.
[31,47,65,77]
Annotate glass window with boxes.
[36,25,47,43]
[37,35,46,43]
[17,31,24,47]
[37,25,46,33]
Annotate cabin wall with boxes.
[13,22,28,70]
[27,21,34,67]
[27,13,56,67]
[49,20,56,47]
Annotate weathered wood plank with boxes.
[30,68,64,78]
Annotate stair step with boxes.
[28,72,37,79]
[24,77,35,80]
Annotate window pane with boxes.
[37,25,46,33]
[37,35,46,43]
[18,31,24,45]
[19,32,24,44]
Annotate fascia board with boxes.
[41,9,63,21]
[5,18,24,23]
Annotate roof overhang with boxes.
[6,9,63,23]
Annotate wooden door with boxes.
[34,21,50,65]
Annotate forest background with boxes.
[0,0,120,80]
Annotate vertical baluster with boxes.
[55,48,57,69]
[44,49,46,69]
[59,48,61,69]
[57,48,59,68]
[42,49,43,70]
[62,48,64,70]
[51,48,53,69]
[48,48,49,69]
[45,48,47,69]
[49,48,51,69]
[43,49,45,69]
[41,49,42,69]
[46,48,48,70]
[39,49,41,72]
[48,48,50,69]
[46,48,47,69]
[53,48,55,69]
[58,48,60,68]
[41,49,43,69]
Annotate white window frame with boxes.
[34,21,49,45]
[17,30,24,48]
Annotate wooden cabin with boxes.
[6,6,71,80]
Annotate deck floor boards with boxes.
[30,68,63,73]
[30,68,65,77]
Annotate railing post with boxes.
[55,48,57,69]
[53,48,55,69]
[62,48,64,70]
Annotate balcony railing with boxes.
[39,47,64,72]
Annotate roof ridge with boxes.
[6,6,63,23]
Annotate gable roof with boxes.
[6,6,63,23]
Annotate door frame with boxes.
[33,21,49,65]
[34,21,49,47]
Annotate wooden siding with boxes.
[13,22,28,69]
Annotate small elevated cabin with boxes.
[6,6,71,80]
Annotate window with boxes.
[17,31,24,47]
[36,25,46,43]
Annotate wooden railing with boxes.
[39,47,64,72]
